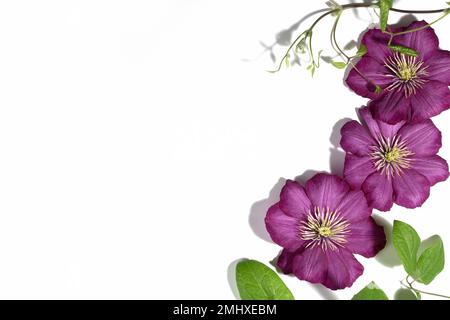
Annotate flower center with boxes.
[399,66,414,81]
[318,226,332,237]
[299,207,350,251]
[371,135,414,177]
[384,52,428,97]
[384,148,401,163]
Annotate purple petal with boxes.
[359,106,381,137]
[265,204,305,251]
[394,21,439,60]
[426,49,450,85]
[346,217,386,258]
[393,169,430,209]
[362,171,394,211]
[336,190,372,223]
[277,248,304,275]
[343,154,375,190]
[345,56,392,99]
[413,155,449,186]
[292,247,363,290]
[279,180,311,219]
[305,173,350,210]
[361,28,392,63]
[359,106,405,140]
[410,81,450,123]
[370,89,411,124]
[398,120,442,156]
[340,120,375,156]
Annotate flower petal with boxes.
[397,120,442,156]
[277,248,304,275]
[265,204,304,251]
[345,56,392,99]
[343,154,375,190]
[361,28,392,63]
[394,21,439,60]
[359,106,381,137]
[305,173,350,210]
[346,217,386,258]
[426,49,450,85]
[340,120,375,156]
[410,81,450,123]
[369,89,411,124]
[393,169,430,209]
[362,171,394,211]
[359,106,405,140]
[336,190,372,223]
[279,180,312,219]
[412,155,449,186]
[292,247,364,290]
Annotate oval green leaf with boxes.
[392,220,421,277]
[352,281,389,300]
[416,236,445,284]
[236,259,294,300]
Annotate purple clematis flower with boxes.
[265,173,386,290]
[346,20,450,124]
[341,107,449,211]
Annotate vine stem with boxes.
[402,276,450,300]
[269,2,450,73]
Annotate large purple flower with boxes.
[341,107,449,211]
[265,173,386,290]
[346,20,450,124]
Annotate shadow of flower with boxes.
[373,214,402,267]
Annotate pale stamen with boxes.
[370,134,414,177]
[299,207,350,251]
[384,52,429,97]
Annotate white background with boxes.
[0,0,449,299]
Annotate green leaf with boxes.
[236,260,294,300]
[307,64,316,77]
[331,61,347,69]
[379,0,393,32]
[416,236,445,284]
[352,281,389,300]
[392,220,421,277]
[388,45,419,57]
[356,44,367,57]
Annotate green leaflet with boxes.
[331,61,347,69]
[392,220,421,277]
[416,236,445,284]
[236,260,294,300]
[356,44,367,57]
[379,0,393,32]
[393,221,445,285]
[388,45,419,57]
[352,282,389,300]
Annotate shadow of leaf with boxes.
[227,259,245,300]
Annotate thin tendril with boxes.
[387,10,450,45]
[269,2,450,73]
[401,276,450,300]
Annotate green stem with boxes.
[269,3,450,73]
[403,276,450,300]
[387,10,450,45]
[269,9,338,72]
